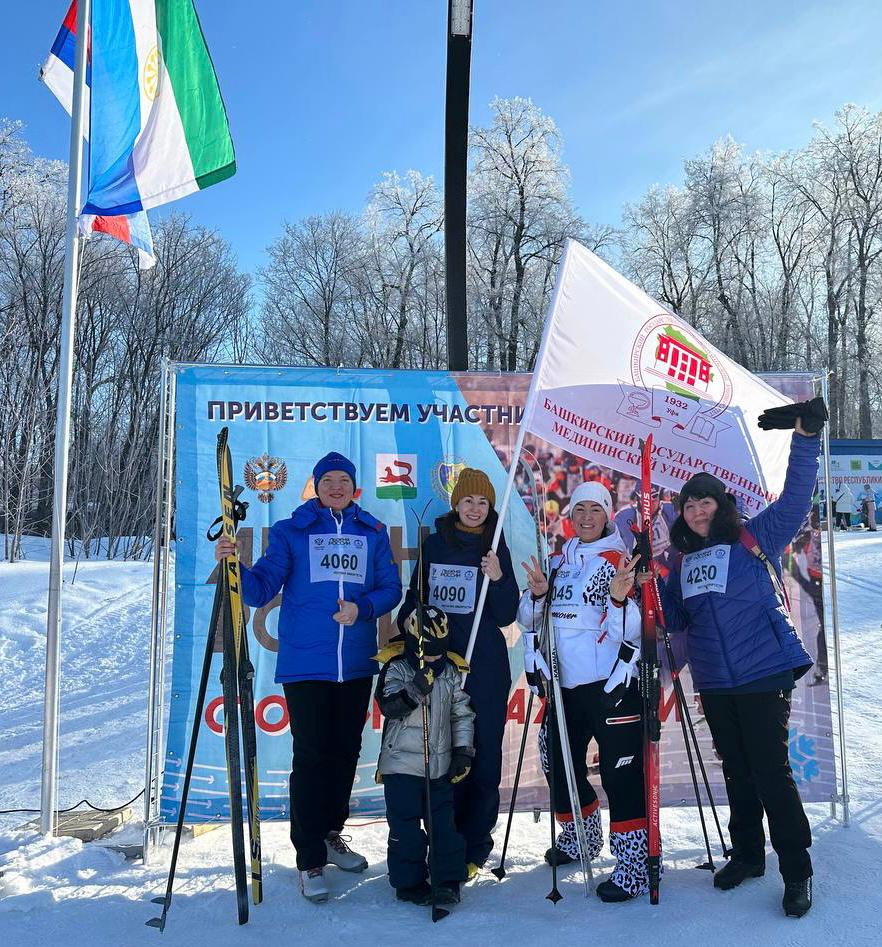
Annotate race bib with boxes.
[428,563,477,615]
[681,545,730,598]
[548,563,592,629]
[652,514,671,558]
[309,533,367,584]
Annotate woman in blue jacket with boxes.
[659,408,825,919]
[214,451,401,904]
[397,468,520,877]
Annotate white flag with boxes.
[521,239,794,513]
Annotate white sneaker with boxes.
[325,832,368,872]
[300,867,329,903]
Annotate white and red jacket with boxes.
[517,531,640,689]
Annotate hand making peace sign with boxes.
[521,555,549,598]
[609,553,641,602]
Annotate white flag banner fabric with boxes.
[523,239,795,513]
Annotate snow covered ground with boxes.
[1,531,880,945]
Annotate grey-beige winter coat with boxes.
[374,644,475,780]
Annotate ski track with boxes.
[0,533,880,945]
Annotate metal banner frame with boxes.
[140,364,851,860]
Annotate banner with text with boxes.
[160,364,834,825]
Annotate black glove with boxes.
[447,749,472,784]
[411,664,435,696]
[525,668,546,698]
[757,396,828,434]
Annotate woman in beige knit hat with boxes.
[396,467,519,880]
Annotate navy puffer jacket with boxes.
[397,518,519,682]
[660,433,817,690]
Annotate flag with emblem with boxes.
[80,0,235,216]
[41,1,156,269]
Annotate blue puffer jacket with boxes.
[239,499,402,684]
[660,433,818,690]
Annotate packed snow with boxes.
[0,532,879,945]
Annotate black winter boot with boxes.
[782,878,812,917]
[713,857,765,890]
[435,881,461,904]
[396,882,433,905]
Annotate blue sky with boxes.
[5,1,882,274]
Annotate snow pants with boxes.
[701,689,813,882]
[384,773,468,889]
[454,667,510,866]
[282,676,373,870]
[542,679,646,831]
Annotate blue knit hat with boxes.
[313,452,356,487]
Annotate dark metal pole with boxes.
[444,0,473,371]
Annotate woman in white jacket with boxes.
[519,481,645,902]
[833,483,855,530]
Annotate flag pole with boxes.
[461,239,574,678]
[41,0,91,836]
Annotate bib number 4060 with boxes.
[320,553,359,572]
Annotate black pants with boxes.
[282,677,373,870]
[836,511,850,529]
[384,773,467,889]
[544,680,645,829]
[701,690,812,882]
[453,671,509,866]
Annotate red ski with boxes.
[635,435,662,904]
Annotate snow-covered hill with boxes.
[1,532,880,946]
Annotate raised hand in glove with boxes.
[411,663,435,696]
[603,641,640,706]
[758,396,828,435]
[522,631,551,697]
[447,748,473,784]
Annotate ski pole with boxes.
[660,625,730,860]
[148,570,224,931]
[543,703,562,905]
[491,690,535,881]
[661,632,716,871]
[410,504,449,923]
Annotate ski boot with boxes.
[545,808,603,866]
[596,827,651,902]
[783,878,812,917]
[713,857,765,890]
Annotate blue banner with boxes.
[161,366,537,823]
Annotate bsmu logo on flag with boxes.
[375,454,417,499]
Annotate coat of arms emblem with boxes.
[243,454,288,503]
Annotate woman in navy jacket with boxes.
[214,451,401,903]
[659,418,822,919]
[397,468,519,876]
